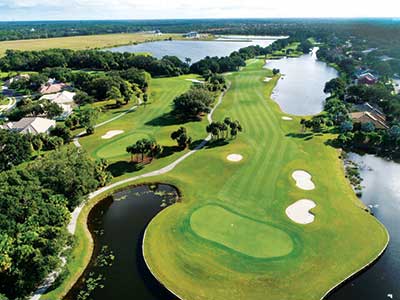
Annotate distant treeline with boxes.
[1,19,400,43]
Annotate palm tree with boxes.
[185,57,192,65]
[126,144,138,162]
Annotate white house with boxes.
[1,117,56,135]
[40,91,76,119]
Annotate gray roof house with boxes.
[1,117,56,134]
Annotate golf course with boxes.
[45,59,389,300]
[140,60,389,299]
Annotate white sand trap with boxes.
[292,170,315,190]
[227,154,243,162]
[186,79,204,84]
[282,116,293,121]
[286,199,316,224]
[101,130,124,139]
[264,77,272,82]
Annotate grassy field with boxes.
[142,60,389,300]
[78,74,208,181]
[0,32,184,56]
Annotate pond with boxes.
[265,47,338,116]
[64,184,179,300]
[328,153,400,300]
[106,37,277,63]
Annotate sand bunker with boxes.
[186,79,204,84]
[286,199,316,224]
[282,116,293,121]
[227,154,243,162]
[101,130,124,139]
[292,170,315,190]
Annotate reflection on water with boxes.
[106,39,276,63]
[266,48,338,116]
[328,153,400,300]
[64,184,179,300]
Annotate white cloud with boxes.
[0,0,399,20]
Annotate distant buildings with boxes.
[1,117,56,134]
[183,31,200,39]
[3,74,30,87]
[354,68,378,85]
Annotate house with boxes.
[1,117,56,134]
[4,74,30,87]
[39,81,68,95]
[350,111,389,129]
[183,31,200,39]
[356,73,378,85]
[40,91,75,104]
[40,91,76,119]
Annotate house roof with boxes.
[2,117,56,134]
[350,111,389,129]
[40,91,76,104]
[39,83,67,95]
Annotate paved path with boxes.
[73,100,141,147]
[30,85,228,300]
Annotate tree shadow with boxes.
[159,145,184,158]
[189,138,229,150]
[107,161,144,177]
[145,112,198,127]
[286,132,314,139]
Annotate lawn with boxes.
[0,32,182,56]
[142,60,389,300]
[78,74,209,180]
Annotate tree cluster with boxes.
[206,117,243,140]
[172,86,214,120]
[0,147,110,299]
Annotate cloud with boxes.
[0,0,399,20]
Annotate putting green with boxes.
[94,132,151,159]
[190,205,293,258]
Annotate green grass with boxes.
[142,60,389,300]
[78,74,208,180]
[0,33,186,56]
[43,60,388,300]
[190,205,294,258]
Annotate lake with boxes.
[328,153,400,300]
[64,184,179,300]
[106,38,277,63]
[265,48,338,116]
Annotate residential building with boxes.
[350,111,389,129]
[1,117,56,134]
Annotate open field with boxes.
[0,32,184,56]
[143,60,389,300]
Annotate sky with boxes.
[0,0,399,21]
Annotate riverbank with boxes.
[143,60,389,300]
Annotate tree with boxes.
[272,68,280,75]
[172,86,213,120]
[0,129,32,171]
[340,120,354,133]
[361,122,375,133]
[324,78,346,96]
[143,93,148,106]
[126,144,139,162]
[95,159,112,187]
[107,86,123,107]
[171,127,192,148]
[50,125,72,143]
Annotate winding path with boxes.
[30,84,229,300]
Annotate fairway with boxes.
[143,60,388,300]
[190,205,294,258]
[95,132,151,159]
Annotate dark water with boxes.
[328,153,400,300]
[64,184,179,300]
[265,47,338,116]
[106,38,276,63]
